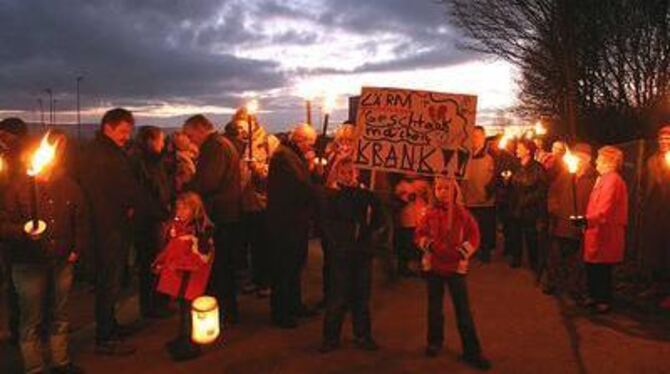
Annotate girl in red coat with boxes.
[415,177,491,371]
[581,146,628,313]
[154,192,214,301]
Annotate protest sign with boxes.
[353,87,477,178]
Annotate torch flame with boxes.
[664,151,670,167]
[245,98,259,115]
[563,148,580,174]
[0,156,5,173]
[27,132,58,177]
[323,94,336,115]
[499,127,514,150]
[534,121,547,136]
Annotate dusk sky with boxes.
[0,0,517,132]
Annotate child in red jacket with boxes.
[415,177,491,371]
[154,192,214,301]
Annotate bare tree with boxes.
[442,0,670,142]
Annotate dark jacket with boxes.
[548,166,597,239]
[79,133,144,238]
[131,149,173,225]
[187,132,241,224]
[509,159,548,223]
[318,185,383,256]
[492,149,520,207]
[267,141,314,244]
[4,172,89,264]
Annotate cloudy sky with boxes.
[0,0,517,132]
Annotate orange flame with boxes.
[563,148,580,174]
[27,132,58,177]
[534,121,547,136]
[664,151,670,167]
[245,99,259,115]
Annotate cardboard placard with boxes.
[354,87,477,178]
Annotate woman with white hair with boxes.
[580,145,628,313]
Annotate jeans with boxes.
[95,229,131,343]
[470,207,496,261]
[426,273,481,355]
[323,252,372,343]
[13,262,73,373]
[136,224,167,317]
[395,227,420,273]
[585,263,613,304]
[508,218,540,271]
[270,231,308,324]
[241,211,271,289]
[211,223,239,322]
[545,237,585,296]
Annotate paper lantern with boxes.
[191,296,219,344]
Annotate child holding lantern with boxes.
[415,177,491,371]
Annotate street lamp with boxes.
[44,88,53,126]
[37,98,45,129]
[76,76,84,141]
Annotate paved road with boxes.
[2,242,669,373]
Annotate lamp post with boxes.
[76,76,84,142]
[44,89,53,126]
[53,99,57,126]
[37,99,45,129]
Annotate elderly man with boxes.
[267,124,318,328]
[183,114,242,324]
[79,108,143,355]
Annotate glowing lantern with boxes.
[191,296,219,344]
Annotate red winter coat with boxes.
[415,204,480,275]
[154,219,214,300]
[583,172,628,264]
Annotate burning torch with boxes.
[25,133,58,236]
[244,99,259,162]
[563,148,581,219]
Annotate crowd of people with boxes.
[0,108,669,373]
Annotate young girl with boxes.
[415,177,491,371]
[154,192,214,302]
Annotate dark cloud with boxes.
[0,0,485,126]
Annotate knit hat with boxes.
[0,117,28,137]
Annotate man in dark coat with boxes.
[0,117,28,345]
[267,124,317,328]
[5,155,89,373]
[79,108,142,355]
[544,143,596,297]
[183,114,242,324]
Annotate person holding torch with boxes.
[544,143,596,297]
[640,124,670,309]
[4,132,89,374]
